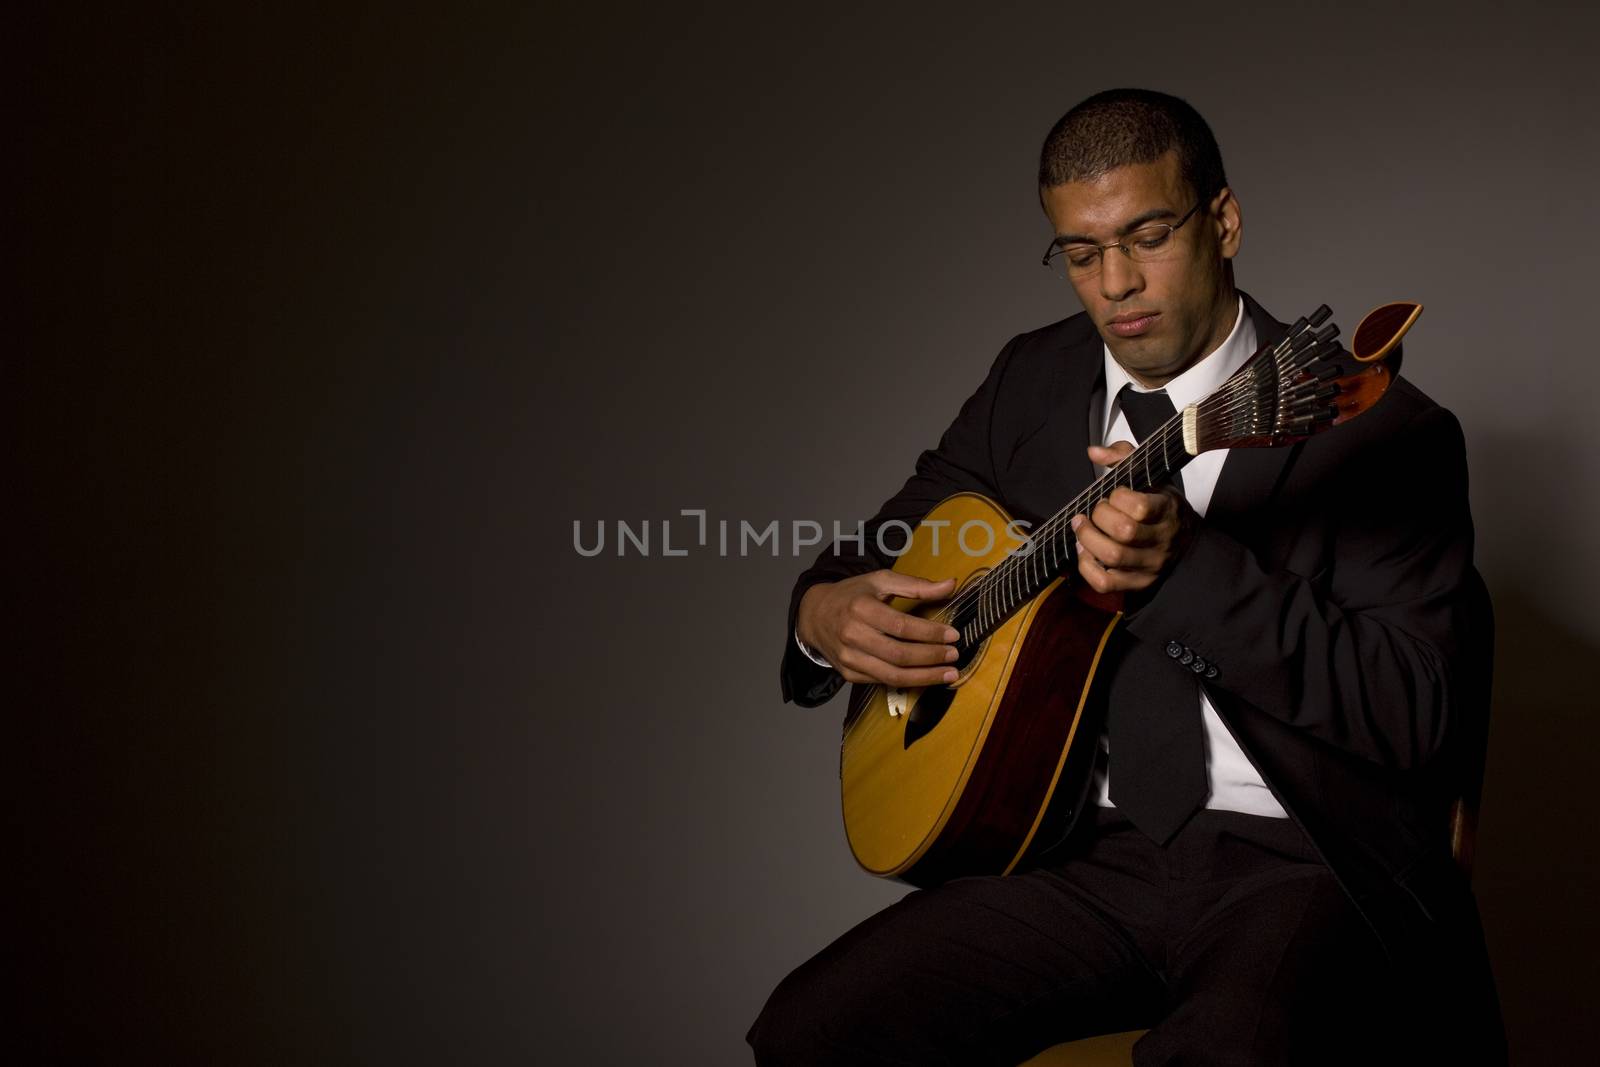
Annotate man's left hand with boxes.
[1072,440,1196,594]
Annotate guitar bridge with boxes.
[886,687,908,718]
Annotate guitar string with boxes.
[968,344,1334,610]
[928,405,1213,623]
[990,329,1313,547]
[871,323,1336,635]
[841,380,1274,713]
[844,328,1345,718]
[914,415,1203,632]
[918,333,1334,630]
[935,359,1269,614]
[974,328,1338,565]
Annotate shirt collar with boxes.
[1101,294,1255,437]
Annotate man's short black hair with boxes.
[1038,88,1228,204]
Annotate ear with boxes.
[1211,186,1243,261]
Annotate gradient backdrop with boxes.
[15,2,1599,1063]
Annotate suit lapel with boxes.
[994,317,1105,524]
[1204,291,1302,530]
[1039,327,1104,512]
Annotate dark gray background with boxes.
[15,2,1598,1063]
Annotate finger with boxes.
[1087,441,1135,465]
[1072,513,1162,576]
[1073,529,1116,593]
[856,598,961,644]
[1092,496,1166,548]
[871,571,958,602]
[1072,532,1156,593]
[1107,486,1174,527]
[854,627,961,669]
[836,647,960,688]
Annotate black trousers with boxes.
[747,806,1414,1066]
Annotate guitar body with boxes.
[840,492,1122,887]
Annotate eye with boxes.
[1130,228,1172,251]
[1065,247,1099,268]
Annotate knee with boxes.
[745,971,832,1065]
[746,963,871,1065]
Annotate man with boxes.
[746,89,1505,1065]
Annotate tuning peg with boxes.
[1308,304,1333,327]
[1313,323,1339,343]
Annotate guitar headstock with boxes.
[1350,301,1422,363]
[1190,301,1421,452]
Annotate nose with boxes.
[1098,246,1143,303]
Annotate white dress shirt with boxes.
[1090,295,1287,818]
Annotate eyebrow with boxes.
[1052,206,1182,248]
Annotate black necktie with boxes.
[1101,384,1207,844]
[1116,386,1184,494]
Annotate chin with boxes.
[1110,343,1181,380]
[1107,335,1164,362]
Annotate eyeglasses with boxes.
[1041,200,1205,280]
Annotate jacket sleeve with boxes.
[1123,402,1485,769]
[780,334,1023,707]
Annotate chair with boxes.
[1018,793,1484,1066]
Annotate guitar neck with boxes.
[951,417,1192,646]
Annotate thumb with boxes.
[1087,440,1135,464]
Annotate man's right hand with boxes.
[797,571,961,688]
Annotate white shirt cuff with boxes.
[794,625,834,669]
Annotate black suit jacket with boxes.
[779,291,1504,1047]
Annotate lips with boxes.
[1106,312,1159,338]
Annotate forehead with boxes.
[1041,152,1188,238]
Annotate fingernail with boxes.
[945,647,959,662]
[1070,516,1082,531]
[943,669,959,683]
[944,627,960,642]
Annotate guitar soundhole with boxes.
[903,637,985,749]
[903,684,954,748]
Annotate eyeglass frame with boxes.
[1040,198,1207,278]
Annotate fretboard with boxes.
[949,412,1193,647]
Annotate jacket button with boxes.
[1190,657,1208,674]
[1206,664,1220,679]
[1179,649,1195,665]
[1166,641,1183,658]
